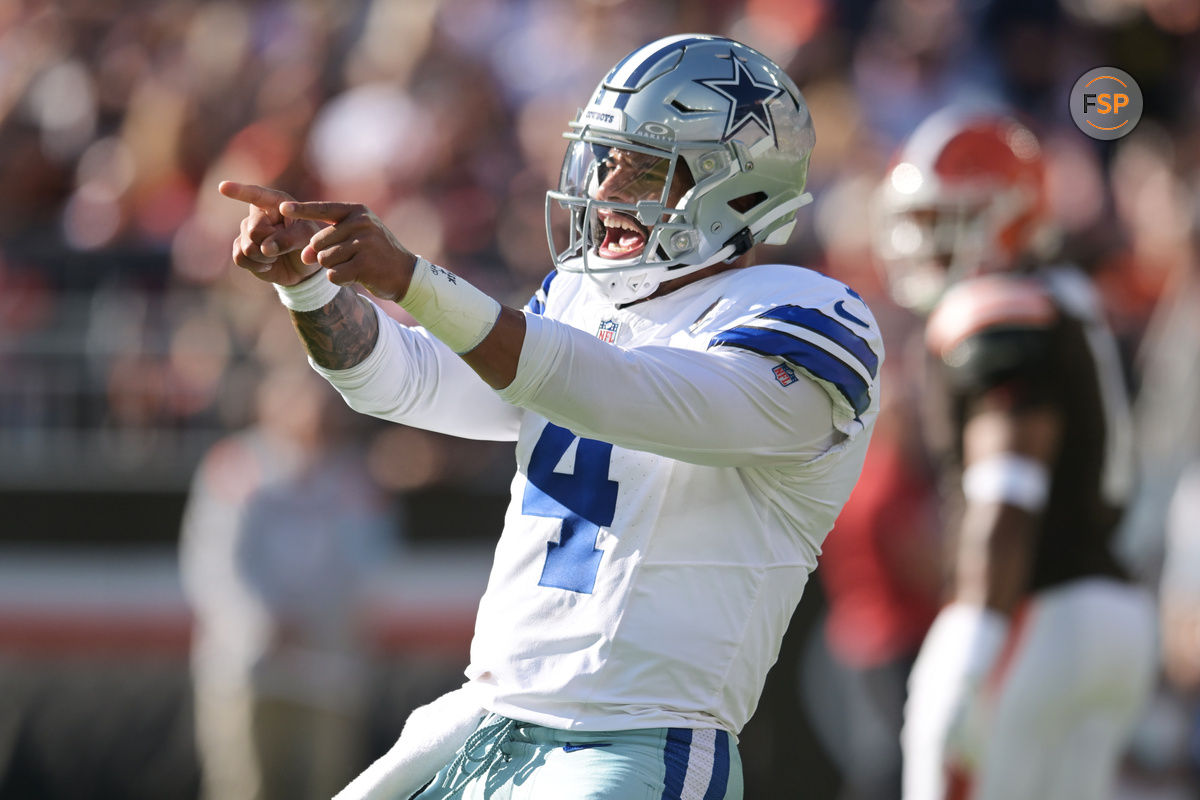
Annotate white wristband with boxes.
[274,269,342,312]
[963,454,1050,513]
[400,257,501,354]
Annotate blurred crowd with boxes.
[0,0,1196,497]
[1,0,1200,797]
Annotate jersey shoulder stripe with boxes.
[524,270,558,316]
[758,304,880,377]
[709,324,873,416]
[708,300,880,416]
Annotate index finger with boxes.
[279,200,357,224]
[218,181,292,221]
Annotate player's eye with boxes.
[596,157,615,183]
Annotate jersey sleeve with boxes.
[706,294,883,436]
[925,275,1059,397]
[311,300,523,441]
[497,311,851,468]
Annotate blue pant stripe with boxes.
[661,728,692,800]
[702,730,731,800]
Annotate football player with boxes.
[874,109,1157,800]
[222,34,883,800]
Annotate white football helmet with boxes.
[546,34,816,304]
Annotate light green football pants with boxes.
[412,714,743,800]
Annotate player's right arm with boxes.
[221,181,522,440]
[222,180,381,370]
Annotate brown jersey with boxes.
[922,266,1135,590]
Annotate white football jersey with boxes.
[315,263,883,734]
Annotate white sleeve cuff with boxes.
[274,269,342,311]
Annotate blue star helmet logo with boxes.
[695,52,785,143]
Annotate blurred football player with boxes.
[874,109,1157,800]
[220,34,883,800]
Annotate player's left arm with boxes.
[274,196,865,465]
[906,276,1062,769]
[925,277,1063,614]
[955,394,1061,613]
[907,382,1061,771]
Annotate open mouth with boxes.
[596,209,648,259]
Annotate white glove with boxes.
[333,685,486,800]
[902,603,1009,800]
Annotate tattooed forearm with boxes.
[290,286,379,369]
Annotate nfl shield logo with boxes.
[773,363,797,386]
[596,319,620,343]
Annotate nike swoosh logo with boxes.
[562,743,612,752]
[833,299,869,328]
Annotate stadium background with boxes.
[0,0,1196,797]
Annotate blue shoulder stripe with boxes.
[524,270,557,316]
[760,304,879,377]
[711,327,872,416]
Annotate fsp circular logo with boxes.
[1070,67,1143,140]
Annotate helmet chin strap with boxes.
[589,242,741,304]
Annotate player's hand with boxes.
[219,181,323,286]
[279,200,417,302]
[943,681,989,768]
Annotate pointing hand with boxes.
[219,181,322,286]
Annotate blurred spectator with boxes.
[1161,461,1200,744]
[1118,203,1200,798]
[876,109,1156,800]
[1147,449,1200,800]
[804,417,941,800]
[179,361,401,800]
[799,164,942,800]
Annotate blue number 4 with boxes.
[522,423,618,594]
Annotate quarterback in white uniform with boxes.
[222,34,882,800]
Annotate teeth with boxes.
[601,213,644,233]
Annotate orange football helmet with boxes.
[874,109,1048,312]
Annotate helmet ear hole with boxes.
[729,192,767,213]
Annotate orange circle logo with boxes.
[1070,67,1142,140]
